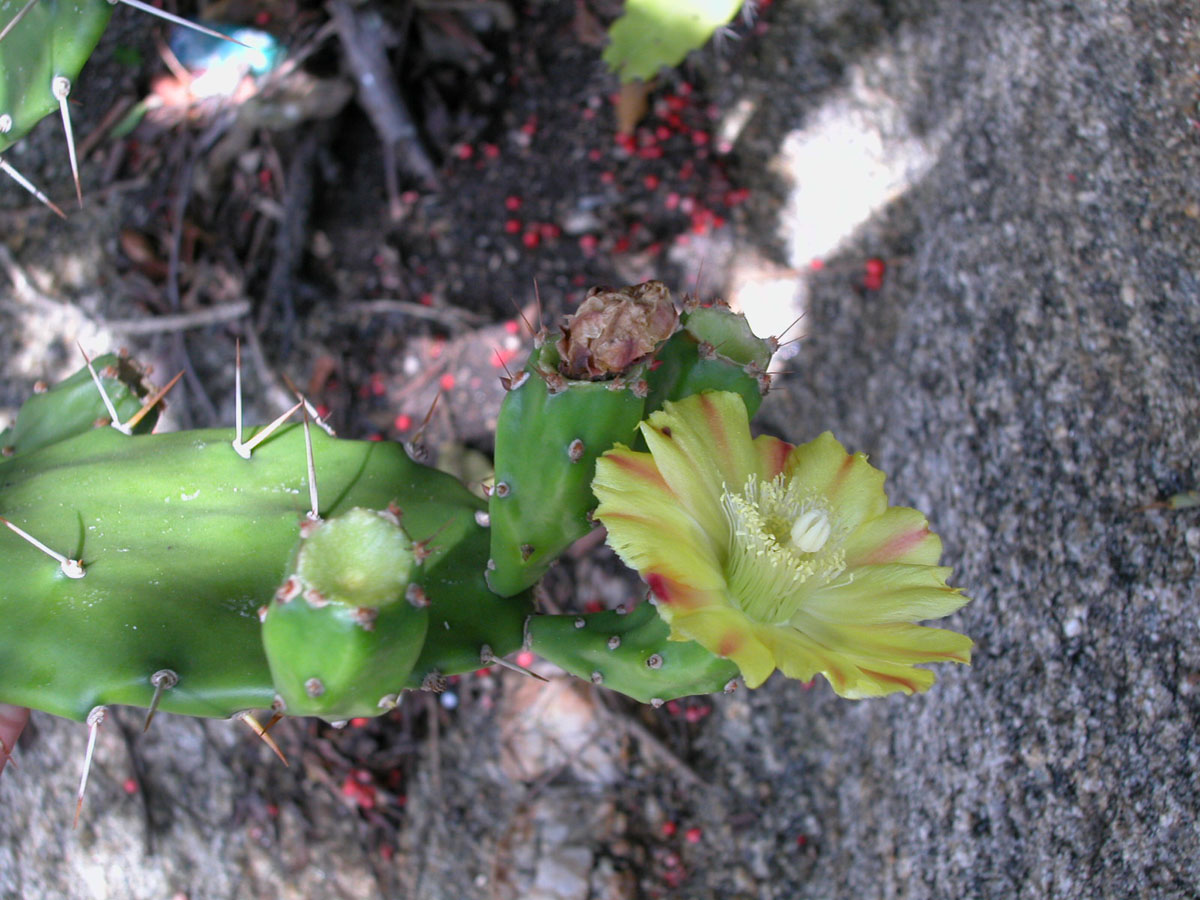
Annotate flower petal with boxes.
[803,564,968,625]
[752,433,793,481]
[594,446,725,595]
[639,392,760,543]
[667,605,777,688]
[783,432,887,533]
[844,506,943,566]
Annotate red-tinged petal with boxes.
[645,572,725,612]
[802,564,967,625]
[594,447,724,591]
[783,432,887,533]
[639,392,761,542]
[666,606,777,688]
[752,433,793,480]
[844,506,943,566]
[838,659,937,698]
[754,625,851,689]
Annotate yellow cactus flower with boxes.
[592,391,972,698]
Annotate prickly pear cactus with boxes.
[0,0,112,154]
[487,282,678,597]
[0,351,160,458]
[643,298,773,420]
[0,411,530,723]
[527,601,739,704]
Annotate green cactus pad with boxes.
[0,0,113,153]
[0,424,504,722]
[488,341,647,597]
[0,354,159,459]
[527,602,740,704]
[644,302,772,420]
[262,509,429,719]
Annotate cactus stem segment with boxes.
[481,645,548,682]
[109,0,250,47]
[78,343,129,433]
[0,156,66,219]
[51,77,82,209]
[74,706,107,829]
[232,712,289,767]
[142,669,179,733]
[234,401,303,458]
[0,0,38,44]
[0,515,84,578]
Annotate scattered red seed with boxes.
[655,125,672,142]
[381,844,395,861]
[482,143,500,159]
[254,10,271,26]
[401,190,420,204]
[370,373,386,396]
[666,112,684,129]
[579,234,599,256]
[661,821,678,838]
[666,94,687,112]
[796,834,808,848]
[122,777,138,795]
[504,195,522,211]
[368,434,383,441]
[266,803,279,818]
[516,650,535,668]
[644,174,660,190]
[613,236,631,253]
[666,700,682,716]
[504,218,522,234]
[865,258,886,279]
[504,319,520,335]
[678,82,693,96]
[600,171,615,184]
[665,192,680,210]
[538,222,561,240]
[316,404,331,419]
[419,292,434,306]
[583,599,605,613]
[453,143,474,160]
[678,160,695,180]
[257,168,272,188]
[439,373,457,391]
[341,772,376,809]
[637,145,664,160]
[685,827,702,844]
[587,148,603,161]
[522,230,540,249]
[809,258,825,271]
[582,107,596,121]
[520,117,538,137]
[691,130,710,147]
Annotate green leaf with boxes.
[602,0,743,83]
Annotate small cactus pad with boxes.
[527,602,739,704]
[0,0,113,153]
[0,354,159,458]
[488,339,647,597]
[262,508,429,719]
[644,301,773,420]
